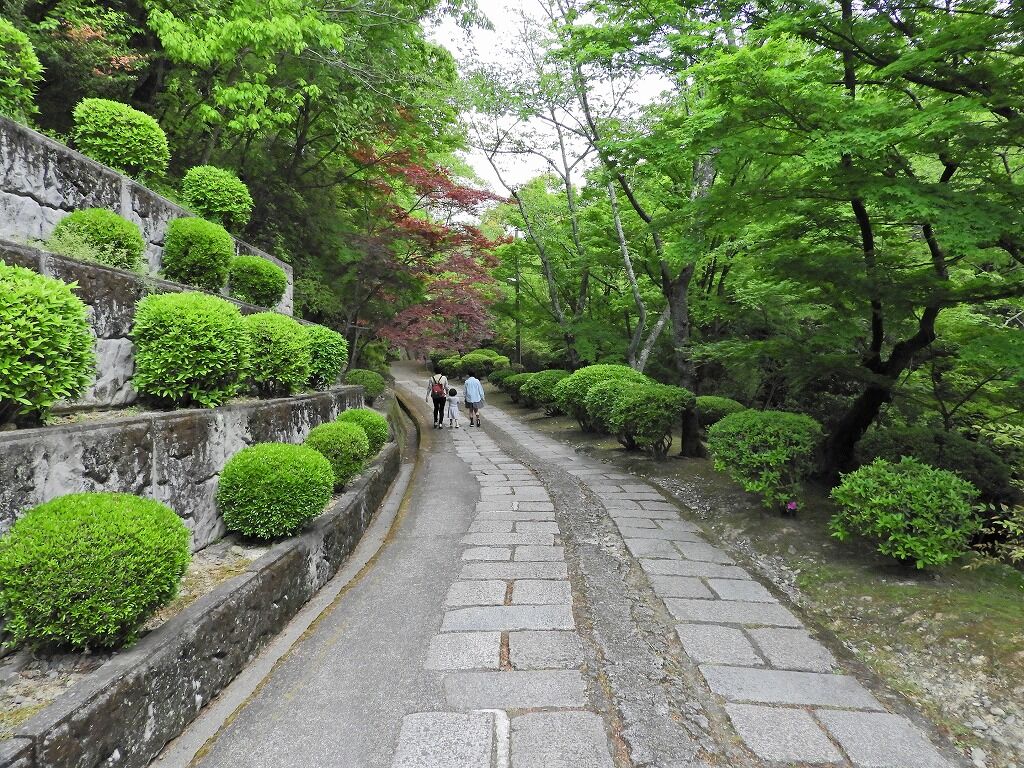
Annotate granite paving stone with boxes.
[460,561,569,580]
[461,532,555,547]
[390,712,494,768]
[617,526,703,542]
[474,510,557,521]
[445,580,507,607]
[665,598,801,627]
[656,520,702,533]
[647,575,716,599]
[424,632,501,670]
[510,712,615,768]
[748,628,836,672]
[676,624,764,666]
[440,604,575,632]
[707,578,777,603]
[725,704,843,764]
[514,545,565,562]
[700,665,883,710]
[461,546,511,561]
[515,521,560,534]
[443,670,587,709]
[815,710,952,768]
[509,631,585,670]
[641,559,752,579]
[468,520,514,533]
[609,507,679,520]
[673,542,736,564]
[511,579,573,605]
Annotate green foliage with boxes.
[0,18,42,123]
[830,457,981,569]
[180,165,254,229]
[345,368,387,405]
[696,396,746,428]
[161,217,234,292]
[973,505,1024,567]
[857,425,1015,504]
[609,384,696,458]
[228,255,287,307]
[553,364,650,431]
[438,355,463,378]
[72,98,169,179]
[505,372,535,403]
[336,407,388,455]
[50,208,145,272]
[0,261,93,424]
[488,368,516,388]
[131,291,247,408]
[0,492,189,649]
[305,324,348,391]
[459,349,510,377]
[242,312,311,397]
[305,421,370,489]
[584,379,626,433]
[217,443,334,538]
[520,369,570,414]
[708,410,823,512]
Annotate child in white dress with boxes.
[446,387,461,428]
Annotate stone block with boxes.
[462,547,511,561]
[468,520,514,533]
[673,542,735,564]
[656,520,702,533]
[707,579,777,603]
[747,628,836,672]
[700,665,882,710]
[514,545,564,562]
[391,712,494,768]
[641,559,751,580]
[424,632,501,670]
[444,670,587,709]
[509,631,585,670]
[461,532,555,547]
[516,521,560,534]
[725,704,843,764]
[510,712,614,768]
[441,604,575,632]
[815,710,951,768]
[665,599,801,627]
[676,624,763,666]
[445,581,508,607]
[624,538,683,559]
[511,579,572,605]
[648,575,715,599]
[460,562,568,581]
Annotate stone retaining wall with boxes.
[1,240,289,410]
[0,396,409,768]
[0,386,365,550]
[0,117,292,314]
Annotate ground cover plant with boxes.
[217,443,335,539]
[0,492,190,649]
[0,262,94,425]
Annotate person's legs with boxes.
[433,397,445,427]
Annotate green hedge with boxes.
[459,351,510,377]
[609,384,695,458]
[0,492,189,649]
[696,395,746,428]
[0,262,94,424]
[345,369,387,405]
[217,443,334,538]
[306,325,348,390]
[583,379,625,433]
[520,369,569,414]
[72,98,169,179]
[305,421,370,489]
[228,255,287,307]
[707,409,823,512]
[553,364,651,431]
[243,312,311,397]
[505,372,535,403]
[437,355,463,378]
[131,292,248,407]
[0,18,42,123]
[336,408,388,454]
[181,165,254,229]
[830,457,981,568]
[857,425,1015,504]
[50,208,145,272]
[488,368,516,389]
[161,217,235,292]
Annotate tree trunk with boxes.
[663,263,705,457]
[821,384,891,473]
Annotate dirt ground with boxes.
[488,388,1024,768]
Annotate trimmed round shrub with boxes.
[856,425,1014,503]
[161,217,234,292]
[506,372,535,403]
[696,395,746,428]
[830,457,981,568]
[707,410,823,512]
[488,368,516,388]
[584,379,628,433]
[520,369,570,414]
[0,19,42,123]
[337,408,388,454]
[0,492,190,649]
[428,349,456,370]
[459,351,510,377]
[180,165,254,229]
[243,312,311,397]
[132,292,247,408]
[72,98,169,179]
[609,384,696,457]
[306,325,348,390]
[0,262,94,424]
[50,208,145,272]
[553,364,650,431]
[217,443,335,538]
[228,255,287,307]
[345,368,387,405]
[305,421,370,489]
[438,355,463,379]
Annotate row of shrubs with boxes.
[490,362,1006,570]
[431,348,511,379]
[0,407,390,650]
[0,260,367,423]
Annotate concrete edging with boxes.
[0,394,407,768]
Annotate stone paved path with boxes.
[163,368,961,768]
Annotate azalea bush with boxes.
[553,365,650,431]
[520,369,569,415]
[337,408,389,454]
[696,395,746,428]
[345,368,387,405]
[0,19,42,123]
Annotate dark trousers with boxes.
[432,396,446,424]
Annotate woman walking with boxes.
[426,370,448,429]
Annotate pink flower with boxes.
[786,501,799,512]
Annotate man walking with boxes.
[463,371,485,428]
[426,369,448,429]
